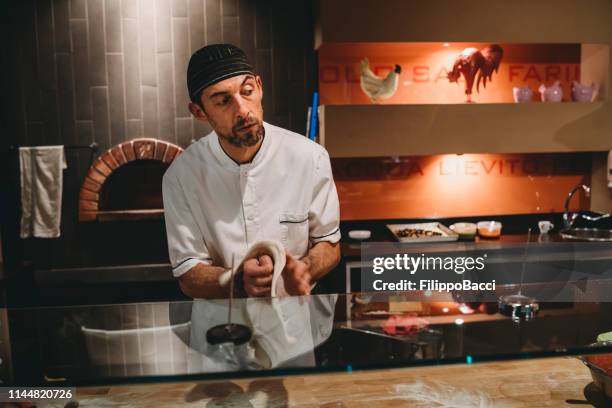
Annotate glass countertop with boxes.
[7,280,612,386]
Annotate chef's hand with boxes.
[282,254,312,296]
[242,254,273,297]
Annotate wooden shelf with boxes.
[316,0,612,47]
[319,102,612,157]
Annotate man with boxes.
[162,44,341,300]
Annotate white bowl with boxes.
[450,222,477,238]
[477,221,503,238]
[348,230,371,240]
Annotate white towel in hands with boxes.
[235,240,315,367]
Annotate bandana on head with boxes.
[187,44,255,103]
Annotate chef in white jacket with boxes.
[162,44,341,369]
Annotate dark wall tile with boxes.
[273,50,289,117]
[206,0,222,44]
[188,0,205,54]
[70,0,86,19]
[91,87,110,151]
[193,119,212,142]
[256,48,273,115]
[157,53,176,143]
[71,20,92,120]
[222,0,238,16]
[36,1,57,88]
[239,14,256,62]
[139,0,157,86]
[172,0,188,17]
[222,15,240,46]
[122,17,142,119]
[142,85,160,139]
[238,2,256,62]
[57,89,76,145]
[107,54,126,146]
[290,83,307,135]
[105,0,122,52]
[271,3,291,50]
[41,90,60,145]
[21,0,42,123]
[75,121,93,147]
[126,120,143,138]
[3,5,25,144]
[173,19,190,118]
[289,51,305,84]
[26,122,45,146]
[176,118,193,147]
[53,0,71,53]
[238,0,254,19]
[56,52,76,145]
[156,0,172,53]
[254,1,271,49]
[87,0,107,86]
[121,0,138,18]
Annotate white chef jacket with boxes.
[162,121,341,278]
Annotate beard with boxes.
[219,117,264,148]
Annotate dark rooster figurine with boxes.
[447,44,503,103]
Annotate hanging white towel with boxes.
[19,146,67,238]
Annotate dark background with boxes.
[0,0,316,281]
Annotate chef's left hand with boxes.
[282,254,312,296]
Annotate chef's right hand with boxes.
[242,255,273,297]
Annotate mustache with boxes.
[234,117,259,131]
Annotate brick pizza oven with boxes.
[78,138,183,222]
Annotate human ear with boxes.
[188,102,209,123]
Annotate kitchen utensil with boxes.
[498,294,539,322]
[349,230,372,240]
[499,229,539,322]
[598,332,612,342]
[560,228,612,242]
[579,341,612,399]
[449,222,477,240]
[206,254,253,345]
[386,222,459,243]
[538,81,563,102]
[477,221,502,238]
[538,220,554,234]
[572,81,598,102]
[512,85,533,103]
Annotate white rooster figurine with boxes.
[359,58,402,103]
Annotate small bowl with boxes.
[579,341,612,399]
[348,230,371,240]
[477,221,502,238]
[449,222,477,240]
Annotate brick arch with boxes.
[79,138,183,221]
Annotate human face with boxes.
[189,74,264,148]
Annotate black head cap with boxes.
[187,44,255,103]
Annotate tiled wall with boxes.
[2,0,314,152]
[0,0,315,270]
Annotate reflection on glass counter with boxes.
[6,281,612,385]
